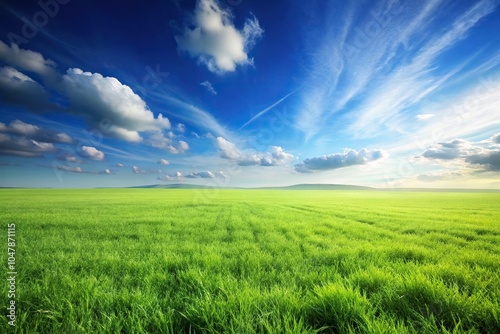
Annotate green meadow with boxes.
[1,189,499,333]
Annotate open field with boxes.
[1,189,499,333]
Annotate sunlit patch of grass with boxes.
[0,189,499,333]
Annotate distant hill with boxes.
[128,183,374,190]
[254,184,375,190]
[128,184,219,189]
[126,183,500,192]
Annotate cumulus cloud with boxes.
[0,41,59,85]
[57,154,81,163]
[295,148,388,173]
[169,140,190,154]
[132,165,146,174]
[148,132,190,154]
[0,66,55,112]
[492,133,500,144]
[78,146,105,161]
[63,68,170,142]
[422,139,480,160]
[175,0,264,74]
[421,134,500,172]
[215,137,294,166]
[176,123,186,133]
[158,171,184,182]
[0,133,55,157]
[116,163,124,167]
[200,80,217,95]
[158,159,170,165]
[0,120,72,143]
[1,42,173,146]
[0,120,72,157]
[102,169,114,175]
[185,170,227,178]
[466,152,500,171]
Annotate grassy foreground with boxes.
[1,189,499,333]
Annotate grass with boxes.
[1,189,499,333]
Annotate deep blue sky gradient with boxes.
[0,0,499,188]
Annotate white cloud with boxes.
[117,163,124,167]
[149,92,234,140]
[185,170,227,178]
[57,154,80,163]
[0,120,72,143]
[79,146,105,161]
[262,146,295,166]
[170,140,190,154]
[158,159,170,165]
[0,42,174,145]
[0,66,55,112]
[158,171,184,182]
[0,133,55,157]
[204,132,215,139]
[148,132,190,154]
[215,137,294,166]
[63,68,170,142]
[149,132,172,149]
[416,114,434,121]
[200,80,217,95]
[175,0,263,74]
[295,148,388,173]
[0,120,73,158]
[176,123,186,133]
[348,0,497,137]
[132,165,146,174]
[0,41,59,85]
[295,1,498,139]
[420,133,500,172]
[492,133,500,144]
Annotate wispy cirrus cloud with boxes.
[148,90,234,141]
[295,0,498,140]
[388,76,500,156]
[349,0,497,137]
[200,80,217,95]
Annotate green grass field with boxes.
[1,189,499,333]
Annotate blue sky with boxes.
[0,0,499,188]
